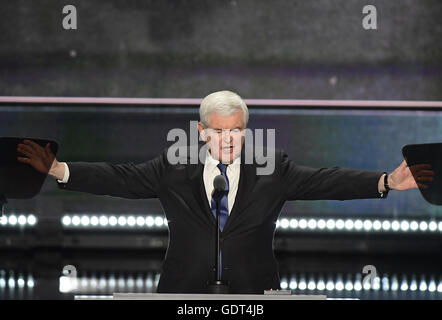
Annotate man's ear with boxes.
[198,122,206,141]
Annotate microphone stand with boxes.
[207,192,229,294]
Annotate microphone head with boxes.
[213,175,226,192]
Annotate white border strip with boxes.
[0,96,442,108]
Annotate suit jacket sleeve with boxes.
[57,149,168,199]
[279,150,386,201]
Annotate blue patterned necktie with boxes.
[211,162,229,279]
[211,163,229,231]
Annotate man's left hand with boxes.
[389,160,435,190]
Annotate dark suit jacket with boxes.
[57,144,386,294]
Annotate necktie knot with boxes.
[217,163,228,174]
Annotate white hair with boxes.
[199,90,249,128]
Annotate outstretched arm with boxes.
[17,139,166,199]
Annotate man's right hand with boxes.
[17,139,65,180]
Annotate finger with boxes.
[417,183,428,189]
[17,144,34,157]
[417,176,434,182]
[23,139,43,153]
[17,156,31,164]
[44,143,52,156]
[399,160,407,168]
[17,143,34,153]
[410,164,432,171]
[417,170,435,176]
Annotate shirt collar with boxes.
[205,149,241,170]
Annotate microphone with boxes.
[207,174,230,294]
[212,175,226,200]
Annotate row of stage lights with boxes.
[0,271,35,290]
[280,273,442,294]
[1,269,440,297]
[1,214,442,234]
[56,271,442,295]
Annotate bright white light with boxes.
[307,219,317,230]
[146,216,154,227]
[438,221,442,232]
[400,221,409,232]
[372,277,381,291]
[127,277,134,288]
[27,276,34,288]
[344,219,354,230]
[155,216,164,227]
[335,219,344,230]
[62,216,71,226]
[437,282,442,293]
[410,221,418,231]
[289,280,297,290]
[400,280,408,291]
[18,215,27,226]
[8,215,17,226]
[109,216,118,226]
[72,215,81,226]
[308,281,316,290]
[99,215,109,226]
[317,219,326,229]
[81,215,90,226]
[391,220,400,231]
[127,216,136,227]
[298,281,307,290]
[280,218,289,229]
[136,216,145,227]
[428,221,437,232]
[8,278,15,288]
[317,280,325,291]
[90,216,99,226]
[373,220,382,231]
[354,220,363,230]
[363,220,372,231]
[419,280,427,292]
[299,219,307,229]
[345,281,353,291]
[335,281,344,291]
[419,221,428,231]
[326,219,335,230]
[118,216,127,226]
[354,280,362,291]
[390,276,399,291]
[409,279,417,291]
[363,280,371,290]
[326,280,334,291]
[428,280,436,292]
[289,219,298,229]
[17,277,25,288]
[0,216,7,225]
[382,220,391,231]
[27,215,37,226]
[280,281,288,289]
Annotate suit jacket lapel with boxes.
[186,145,216,228]
[222,147,258,234]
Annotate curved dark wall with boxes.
[0,0,441,99]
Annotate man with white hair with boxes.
[16,90,433,294]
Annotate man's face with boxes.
[198,110,245,164]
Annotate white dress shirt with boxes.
[58,151,241,215]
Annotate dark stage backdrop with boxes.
[0,0,441,100]
[0,104,441,219]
